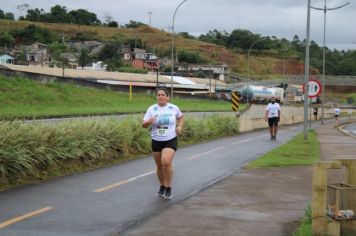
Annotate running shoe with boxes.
[164,187,172,199]
[157,186,165,197]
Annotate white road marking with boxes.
[188,146,224,160]
[94,170,155,193]
[232,138,253,145]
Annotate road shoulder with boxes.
[123,167,312,236]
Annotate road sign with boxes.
[303,79,322,98]
[232,91,241,111]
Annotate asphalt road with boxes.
[0,123,306,236]
[340,122,356,137]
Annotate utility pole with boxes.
[304,0,311,140]
[147,12,152,26]
[311,0,350,125]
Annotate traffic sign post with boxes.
[303,79,321,130]
[303,79,322,98]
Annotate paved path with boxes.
[122,120,356,236]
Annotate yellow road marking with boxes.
[188,146,224,160]
[0,206,53,229]
[94,170,155,193]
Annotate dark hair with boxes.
[156,87,169,96]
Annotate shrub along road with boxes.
[0,123,312,236]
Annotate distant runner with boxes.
[313,106,318,120]
[334,106,341,125]
[265,96,281,140]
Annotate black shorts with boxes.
[335,115,339,118]
[268,117,279,127]
[151,137,178,152]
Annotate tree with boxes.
[178,50,207,64]
[58,56,69,77]
[178,32,195,39]
[0,10,15,20]
[124,20,145,28]
[25,8,45,22]
[48,41,67,60]
[77,48,90,69]
[10,24,58,44]
[69,9,101,25]
[2,12,15,20]
[0,33,15,47]
[48,5,72,23]
[107,21,119,28]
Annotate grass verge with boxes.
[293,206,312,236]
[246,130,319,168]
[0,76,235,119]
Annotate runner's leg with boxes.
[161,148,175,187]
[153,152,164,186]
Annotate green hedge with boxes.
[0,114,239,187]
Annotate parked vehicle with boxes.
[238,85,284,104]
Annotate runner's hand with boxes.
[176,126,182,135]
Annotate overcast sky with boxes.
[2,0,356,50]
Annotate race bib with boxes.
[157,126,168,136]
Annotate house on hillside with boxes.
[25,42,48,65]
[66,41,103,52]
[65,41,104,58]
[120,46,132,61]
[0,54,14,64]
[59,53,79,69]
[177,64,229,81]
[130,48,160,72]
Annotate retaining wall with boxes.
[238,104,335,132]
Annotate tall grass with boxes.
[0,114,239,188]
[0,117,148,184]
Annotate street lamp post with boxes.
[246,37,266,103]
[247,37,267,80]
[311,0,350,125]
[171,0,189,99]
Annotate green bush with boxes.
[117,66,148,74]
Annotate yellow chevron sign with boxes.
[232,91,241,111]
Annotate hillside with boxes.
[0,75,231,119]
[0,19,310,80]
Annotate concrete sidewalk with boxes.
[121,121,356,236]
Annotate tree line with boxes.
[196,29,356,76]
[1,6,144,29]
